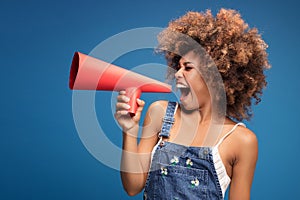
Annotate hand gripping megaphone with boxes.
[69,52,172,115]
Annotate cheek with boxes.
[190,74,206,89]
[191,79,210,100]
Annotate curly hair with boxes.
[157,9,271,121]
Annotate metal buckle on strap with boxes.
[162,117,175,124]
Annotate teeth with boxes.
[176,83,189,89]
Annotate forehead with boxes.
[179,51,201,64]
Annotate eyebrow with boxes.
[179,61,194,66]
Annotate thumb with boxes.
[136,98,145,107]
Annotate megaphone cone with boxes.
[69,52,172,115]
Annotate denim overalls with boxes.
[144,102,227,200]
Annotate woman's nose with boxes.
[175,68,183,79]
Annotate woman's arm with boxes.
[228,128,258,200]
[115,92,166,195]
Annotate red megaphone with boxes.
[69,52,172,115]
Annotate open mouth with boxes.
[176,83,191,98]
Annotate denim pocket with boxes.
[157,164,208,200]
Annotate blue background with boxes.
[1,0,299,199]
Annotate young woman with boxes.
[115,9,270,200]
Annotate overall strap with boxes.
[158,101,178,138]
[215,122,246,147]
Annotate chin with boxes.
[180,102,199,112]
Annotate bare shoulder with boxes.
[142,100,169,136]
[146,100,169,123]
[232,125,258,162]
[147,100,169,114]
[235,125,258,148]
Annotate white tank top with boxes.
[212,122,246,197]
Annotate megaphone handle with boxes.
[126,87,142,116]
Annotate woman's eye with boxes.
[185,66,193,71]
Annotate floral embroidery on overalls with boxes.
[186,158,193,167]
[161,167,168,176]
[170,156,179,165]
[191,178,199,187]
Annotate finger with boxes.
[136,98,145,107]
[136,99,145,112]
[117,94,130,103]
[119,90,126,95]
[115,102,131,111]
[115,110,129,116]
